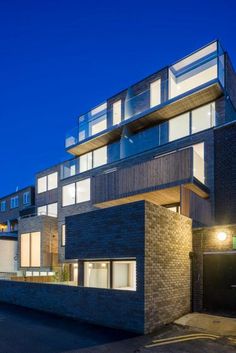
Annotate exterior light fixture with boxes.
[217,231,227,241]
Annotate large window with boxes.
[112,100,122,125]
[191,102,215,134]
[76,179,91,203]
[84,260,137,291]
[80,152,92,173]
[169,113,190,141]
[90,115,107,135]
[150,79,161,108]
[37,172,58,193]
[113,261,136,290]
[93,146,107,168]
[21,232,41,267]
[84,261,110,289]
[169,42,218,99]
[37,203,58,217]
[62,178,90,207]
[62,183,76,206]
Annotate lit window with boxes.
[47,203,58,217]
[21,232,41,267]
[10,196,19,209]
[112,100,122,125]
[31,232,41,267]
[23,191,30,205]
[37,205,47,216]
[61,224,66,246]
[91,102,107,116]
[80,152,92,173]
[169,42,218,99]
[191,102,215,134]
[62,183,76,206]
[193,143,205,184]
[166,205,180,213]
[90,115,107,135]
[37,176,47,193]
[48,172,58,191]
[0,201,6,212]
[113,261,136,290]
[93,146,107,168]
[169,113,190,141]
[84,261,110,289]
[21,233,30,267]
[150,79,161,108]
[76,178,90,203]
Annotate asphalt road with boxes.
[0,302,138,353]
[0,303,235,353]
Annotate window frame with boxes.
[10,196,19,209]
[23,191,30,205]
[61,224,66,247]
[62,178,91,207]
[37,172,58,194]
[83,259,137,291]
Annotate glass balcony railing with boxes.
[65,41,225,149]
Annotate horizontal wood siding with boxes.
[92,148,193,204]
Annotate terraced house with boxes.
[1,40,236,333]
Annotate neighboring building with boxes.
[1,40,236,332]
[0,186,34,276]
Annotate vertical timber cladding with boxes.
[144,202,192,334]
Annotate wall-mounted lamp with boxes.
[217,231,227,241]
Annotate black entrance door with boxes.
[203,254,236,312]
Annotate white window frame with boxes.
[10,196,19,209]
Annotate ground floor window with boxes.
[21,232,41,267]
[84,260,136,291]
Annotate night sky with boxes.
[0,0,236,196]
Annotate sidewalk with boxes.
[175,313,236,337]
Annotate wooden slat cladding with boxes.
[92,148,193,205]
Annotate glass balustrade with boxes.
[65,41,224,150]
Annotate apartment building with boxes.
[0,186,34,276]
[1,40,236,333]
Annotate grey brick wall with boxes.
[144,203,192,333]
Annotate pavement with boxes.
[175,312,236,337]
[0,303,235,353]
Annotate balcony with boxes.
[91,147,209,208]
[66,41,224,156]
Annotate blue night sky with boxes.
[0,0,235,196]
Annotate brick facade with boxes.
[144,203,192,333]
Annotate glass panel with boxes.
[31,232,41,267]
[91,102,107,116]
[61,224,66,246]
[80,152,92,173]
[48,172,58,190]
[48,203,58,217]
[62,183,76,206]
[93,146,107,168]
[61,159,77,179]
[89,115,107,135]
[37,205,47,216]
[169,42,218,99]
[37,176,47,193]
[169,113,190,141]
[23,192,30,205]
[21,233,30,267]
[76,179,90,203]
[84,261,110,288]
[193,143,205,184]
[191,102,215,134]
[150,79,161,108]
[112,100,122,125]
[113,261,136,290]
